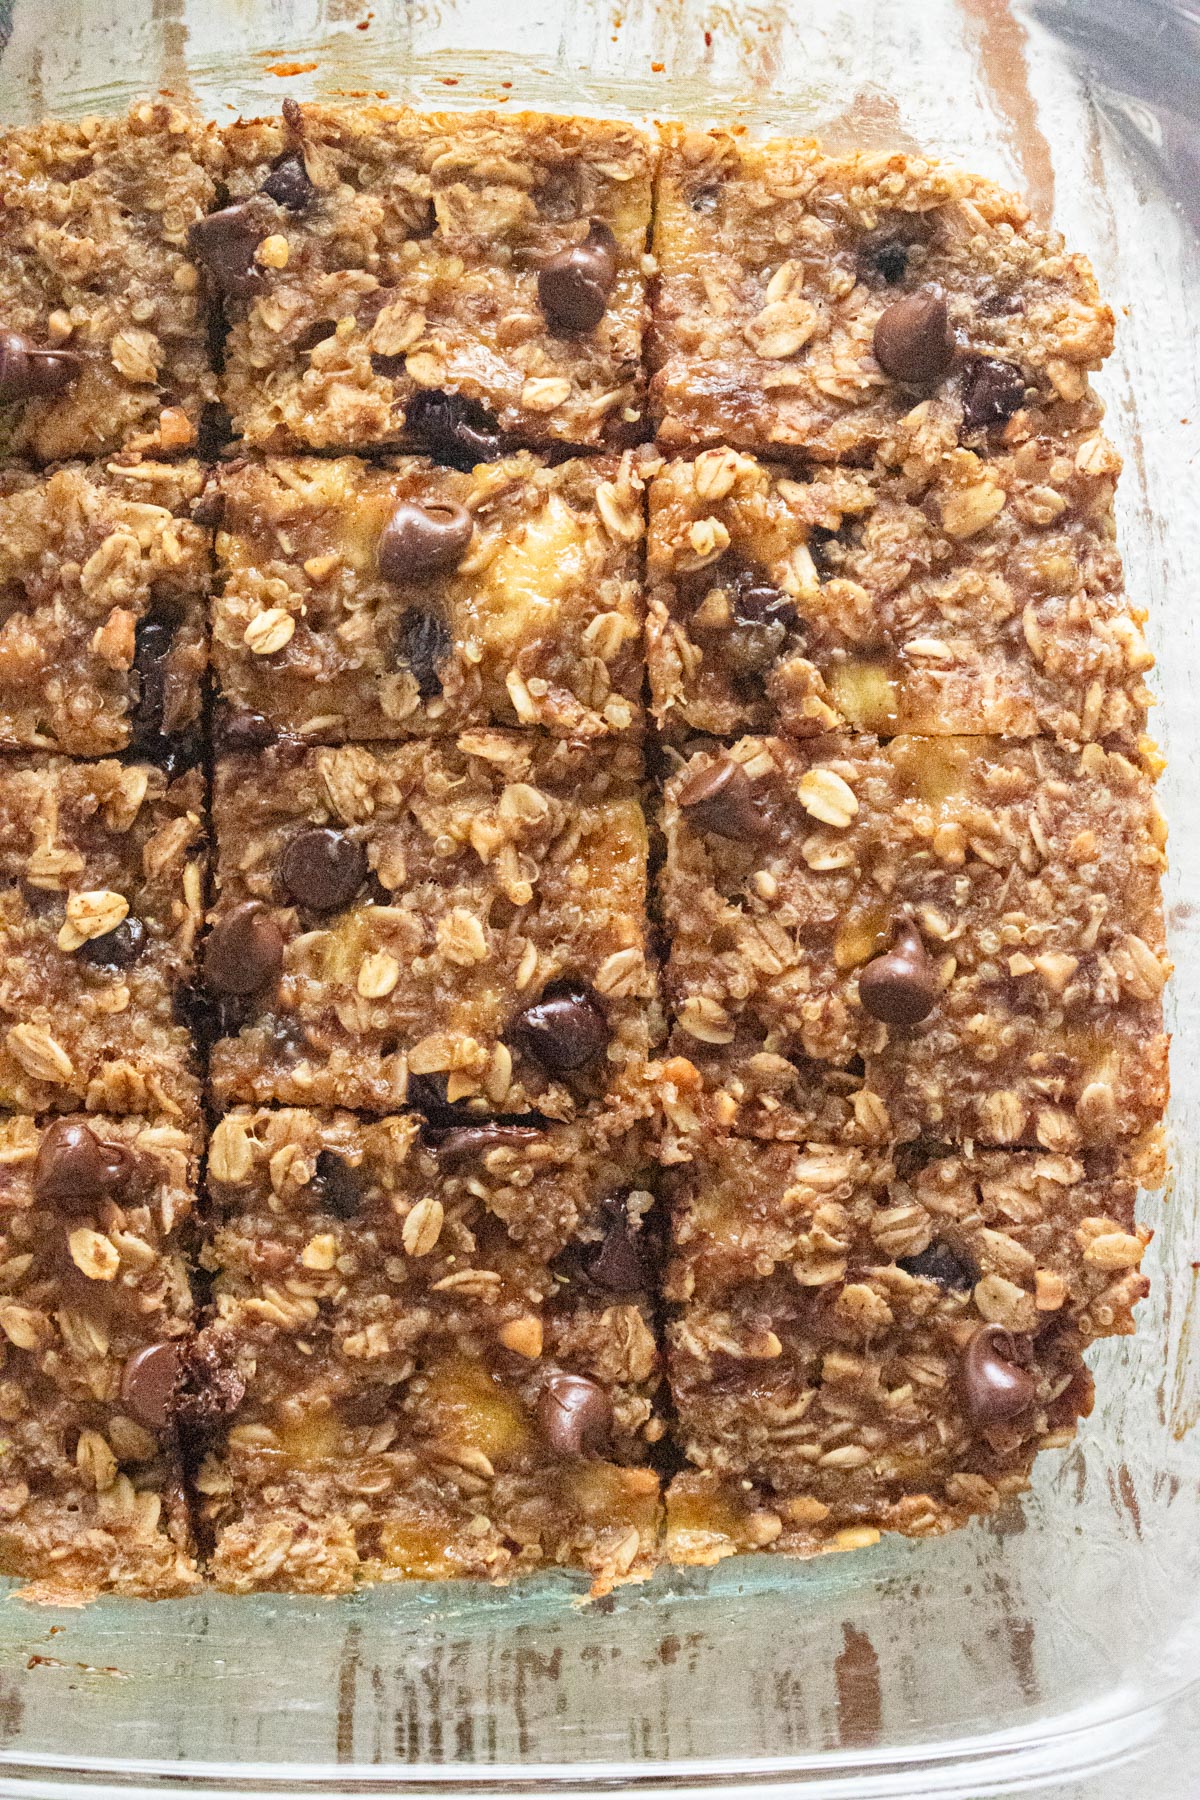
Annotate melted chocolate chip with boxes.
[726,571,799,678]
[978,290,1025,318]
[871,240,911,284]
[130,616,174,745]
[858,923,938,1027]
[34,1120,132,1211]
[0,330,80,401]
[378,500,473,583]
[960,356,1026,430]
[586,1207,646,1291]
[676,757,767,841]
[960,1324,1036,1427]
[395,608,452,700]
[205,902,285,995]
[897,1240,974,1290]
[216,708,278,753]
[77,915,146,970]
[511,980,609,1074]
[189,484,225,529]
[537,1370,613,1457]
[188,201,270,300]
[690,185,720,214]
[280,828,368,912]
[537,220,619,334]
[311,1149,361,1219]
[260,152,315,211]
[404,389,504,471]
[873,287,955,385]
[427,1124,540,1167]
[119,1341,180,1432]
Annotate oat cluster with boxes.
[0,100,1165,1598]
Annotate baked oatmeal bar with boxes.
[207,735,657,1121]
[649,129,1112,461]
[201,104,653,453]
[659,733,1168,1153]
[0,1113,199,1597]
[212,449,645,743]
[193,1106,661,1591]
[646,426,1151,744]
[662,1136,1147,1559]
[0,458,212,756]
[0,103,219,463]
[0,759,205,1119]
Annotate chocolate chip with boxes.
[511,980,609,1074]
[871,240,910,284]
[897,1241,974,1290]
[960,1324,1036,1428]
[873,287,955,385]
[34,1120,132,1211]
[188,202,270,300]
[281,827,368,912]
[130,616,174,746]
[978,290,1024,318]
[405,1073,454,1118]
[586,1208,646,1291]
[311,1149,361,1219]
[960,356,1026,430]
[427,1124,540,1167]
[858,922,938,1027]
[189,484,225,529]
[260,152,315,211]
[77,915,146,970]
[537,220,619,334]
[395,608,452,700]
[378,500,473,583]
[216,708,278,753]
[676,757,767,841]
[205,902,284,995]
[726,573,798,678]
[119,1341,180,1433]
[405,389,504,471]
[537,1371,612,1457]
[0,329,80,400]
[128,729,202,782]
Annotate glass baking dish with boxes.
[0,0,1196,1794]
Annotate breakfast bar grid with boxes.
[0,99,1165,1598]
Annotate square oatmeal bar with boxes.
[646,424,1150,745]
[0,759,204,1119]
[213,449,645,743]
[649,129,1112,460]
[207,735,658,1121]
[0,1114,199,1597]
[659,734,1168,1154]
[0,458,212,756]
[202,104,653,453]
[663,1136,1147,1560]
[0,103,220,463]
[193,1106,661,1592]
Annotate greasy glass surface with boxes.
[0,2,1197,1795]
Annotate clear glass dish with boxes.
[0,2,1196,1795]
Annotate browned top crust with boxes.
[0,103,220,462]
[650,127,1113,460]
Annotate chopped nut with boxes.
[497,1315,543,1359]
[256,233,291,268]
